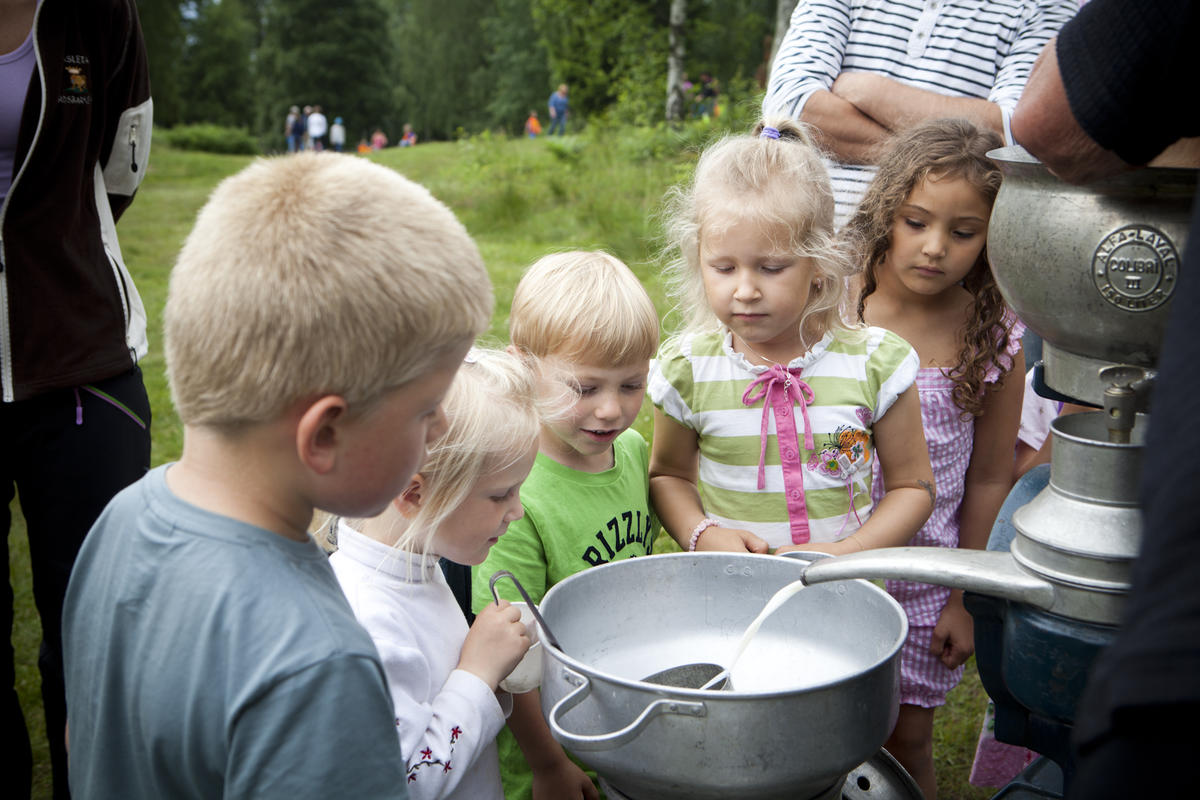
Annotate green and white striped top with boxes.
[649,327,918,549]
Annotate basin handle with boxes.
[547,666,706,752]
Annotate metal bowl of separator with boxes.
[986,146,1196,405]
[536,552,908,800]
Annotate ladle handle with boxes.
[488,570,564,651]
[547,666,706,751]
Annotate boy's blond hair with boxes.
[165,153,493,427]
[509,250,658,366]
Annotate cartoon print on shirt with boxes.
[807,424,873,479]
[806,424,873,534]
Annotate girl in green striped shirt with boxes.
[648,117,935,555]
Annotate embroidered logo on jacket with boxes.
[59,56,92,105]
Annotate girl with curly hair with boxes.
[845,117,1025,798]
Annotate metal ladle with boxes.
[640,553,826,691]
[641,661,729,691]
[489,570,564,652]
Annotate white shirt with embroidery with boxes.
[330,522,509,800]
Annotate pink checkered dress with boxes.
[873,317,1024,707]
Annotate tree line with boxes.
[137,0,792,147]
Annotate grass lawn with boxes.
[12,127,995,799]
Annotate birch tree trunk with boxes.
[770,0,800,74]
[666,0,687,122]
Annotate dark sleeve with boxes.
[1056,0,1200,165]
[438,558,475,624]
[100,0,152,219]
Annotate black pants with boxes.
[2,367,151,799]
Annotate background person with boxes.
[307,104,327,151]
[524,110,541,138]
[763,0,1076,225]
[329,116,346,152]
[286,105,302,152]
[547,84,569,136]
[0,1,153,796]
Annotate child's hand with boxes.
[531,758,600,800]
[695,526,769,554]
[776,538,858,557]
[459,600,531,689]
[931,592,974,669]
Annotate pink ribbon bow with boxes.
[742,364,815,487]
[742,364,816,544]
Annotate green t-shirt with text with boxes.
[471,428,657,800]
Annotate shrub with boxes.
[159,124,259,155]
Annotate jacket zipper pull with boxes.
[129,123,139,172]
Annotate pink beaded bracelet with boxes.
[688,518,721,551]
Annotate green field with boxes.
[11,126,995,799]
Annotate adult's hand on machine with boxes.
[531,757,600,800]
[931,591,975,670]
[458,599,530,689]
[694,525,769,554]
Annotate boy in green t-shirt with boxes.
[472,251,660,800]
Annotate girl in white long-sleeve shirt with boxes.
[330,347,542,800]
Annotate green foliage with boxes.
[180,0,256,128]
[390,0,492,142]
[135,0,186,126]
[531,0,667,119]
[481,0,552,134]
[256,0,395,147]
[140,0,778,141]
[158,123,260,154]
[687,0,776,89]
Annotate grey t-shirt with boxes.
[63,465,409,799]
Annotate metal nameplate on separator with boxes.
[1091,224,1179,312]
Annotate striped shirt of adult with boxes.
[763,0,1077,226]
[649,327,918,550]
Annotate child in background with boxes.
[329,348,543,800]
[845,118,1025,799]
[472,251,660,800]
[61,153,493,798]
[401,123,418,147]
[330,116,347,152]
[372,127,389,149]
[649,118,934,557]
[524,110,541,137]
